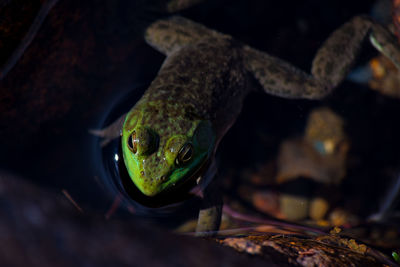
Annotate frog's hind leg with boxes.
[312,16,400,92]
[244,16,400,99]
[145,16,229,56]
[243,47,327,99]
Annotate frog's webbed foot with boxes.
[244,16,400,99]
[195,173,222,237]
[145,16,229,56]
[89,114,126,147]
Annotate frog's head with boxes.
[121,102,215,197]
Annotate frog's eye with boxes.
[127,131,138,154]
[175,143,194,166]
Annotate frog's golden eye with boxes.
[175,143,193,166]
[128,131,138,154]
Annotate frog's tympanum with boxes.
[95,4,400,235]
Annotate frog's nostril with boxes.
[160,175,167,183]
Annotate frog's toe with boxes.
[89,129,116,147]
[89,114,126,147]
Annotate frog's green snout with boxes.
[123,126,170,196]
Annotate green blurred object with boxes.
[392,251,400,263]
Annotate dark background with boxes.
[0,0,399,223]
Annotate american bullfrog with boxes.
[94,11,400,235]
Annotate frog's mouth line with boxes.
[117,143,211,208]
[163,155,211,194]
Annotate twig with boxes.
[223,205,327,235]
[0,0,60,80]
[105,194,122,219]
[62,189,84,213]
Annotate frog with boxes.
[93,5,400,235]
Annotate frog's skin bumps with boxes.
[123,32,248,196]
[122,15,400,197]
[146,16,400,100]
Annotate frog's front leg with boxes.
[244,16,400,99]
[195,174,223,237]
[195,181,223,237]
